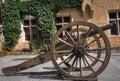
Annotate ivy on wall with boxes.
[2,0,21,51]
[2,0,83,51]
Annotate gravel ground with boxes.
[0,53,120,81]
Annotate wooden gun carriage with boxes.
[2,21,116,79]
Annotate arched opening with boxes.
[85,4,92,18]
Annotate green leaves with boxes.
[2,0,83,51]
[2,0,21,51]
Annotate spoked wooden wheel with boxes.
[60,29,102,68]
[51,21,111,78]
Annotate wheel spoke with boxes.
[55,44,66,50]
[65,30,77,45]
[85,35,102,47]
[68,67,72,74]
[58,54,74,65]
[75,57,79,68]
[66,54,75,64]
[58,38,74,47]
[85,53,104,63]
[55,50,72,54]
[87,48,106,51]
[85,54,94,62]
[82,28,92,45]
[79,57,82,77]
[89,43,97,48]
[86,36,91,41]
[81,57,87,67]
[55,50,73,58]
[83,56,95,73]
[68,56,77,74]
[72,56,78,67]
[77,25,80,43]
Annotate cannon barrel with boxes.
[81,22,116,37]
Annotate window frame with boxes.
[55,15,71,37]
[108,10,120,36]
[22,15,38,41]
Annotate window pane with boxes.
[55,17,62,23]
[56,25,63,37]
[24,28,30,40]
[24,27,29,34]
[31,19,37,25]
[109,12,117,19]
[31,27,38,33]
[110,21,118,35]
[26,34,30,40]
[56,25,62,31]
[31,27,38,40]
[118,12,120,18]
[64,16,70,23]
[23,20,29,26]
[32,34,38,40]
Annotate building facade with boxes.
[56,0,120,48]
[0,0,120,51]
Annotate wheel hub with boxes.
[73,45,86,57]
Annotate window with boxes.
[109,11,120,35]
[22,15,38,41]
[55,16,71,37]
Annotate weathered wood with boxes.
[2,21,115,78]
[2,52,51,75]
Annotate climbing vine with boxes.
[2,0,83,51]
[2,0,21,51]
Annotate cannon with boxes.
[2,21,116,79]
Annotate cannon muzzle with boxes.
[81,22,116,37]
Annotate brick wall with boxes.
[56,0,120,48]
[0,0,120,51]
[91,0,120,48]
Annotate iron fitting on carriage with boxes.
[72,45,86,58]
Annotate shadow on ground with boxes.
[0,66,98,81]
[16,71,64,80]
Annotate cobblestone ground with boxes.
[0,53,120,81]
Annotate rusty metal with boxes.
[2,21,115,78]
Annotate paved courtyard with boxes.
[0,52,120,81]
